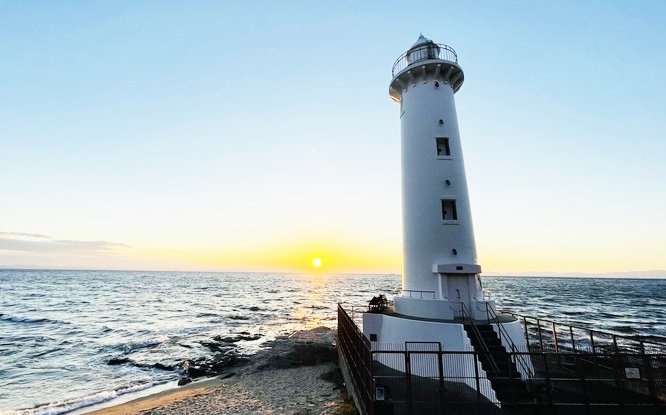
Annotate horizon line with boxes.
[1,266,665,279]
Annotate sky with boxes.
[1,1,665,275]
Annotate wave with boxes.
[8,381,164,415]
[0,314,66,326]
[117,336,169,353]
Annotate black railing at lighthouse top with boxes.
[392,43,458,76]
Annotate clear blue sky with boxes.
[1,1,665,274]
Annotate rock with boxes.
[260,343,337,370]
[152,362,175,371]
[211,334,262,343]
[187,365,209,378]
[177,377,192,386]
[319,367,345,389]
[107,357,131,365]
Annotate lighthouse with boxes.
[391,34,487,320]
[363,35,525,353]
[338,35,664,414]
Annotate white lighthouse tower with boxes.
[390,34,489,321]
[363,35,525,353]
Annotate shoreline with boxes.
[81,377,227,415]
[79,327,355,415]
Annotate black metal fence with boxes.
[338,304,666,415]
[509,313,665,356]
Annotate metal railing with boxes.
[484,303,534,380]
[337,304,666,415]
[509,313,666,355]
[461,302,500,375]
[338,304,373,413]
[392,43,458,76]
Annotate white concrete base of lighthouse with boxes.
[362,311,531,406]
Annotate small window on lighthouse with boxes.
[436,137,451,158]
[441,199,458,221]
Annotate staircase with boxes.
[464,323,532,406]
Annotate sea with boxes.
[1,270,665,414]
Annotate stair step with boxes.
[463,324,533,406]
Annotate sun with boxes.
[312,257,323,268]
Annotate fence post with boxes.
[542,353,554,407]
[438,349,445,414]
[590,331,598,368]
[641,347,657,403]
[473,352,482,412]
[570,326,576,353]
[369,350,375,415]
[523,316,531,353]
[508,350,516,404]
[405,352,413,415]
[613,352,624,410]
[579,358,590,415]
[551,322,559,353]
[537,318,545,351]
[371,376,376,415]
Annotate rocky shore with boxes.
[87,327,357,415]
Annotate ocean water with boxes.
[1,270,665,414]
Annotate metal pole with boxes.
[612,352,624,410]
[537,318,545,351]
[473,352,482,412]
[580,359,590,415]
[570,326,576,353]
[371,377,376,415]
[369,350,375,415]
[508,350,516,405]
[642,352,657,406]
[552,322,559,353]
[543,352,554,406]
[590,331,598,369]
[523,316,531,353]
[437,350,444,414]
[405,352,413,415]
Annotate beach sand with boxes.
[86,327,356,415]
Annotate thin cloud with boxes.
[0,231,129,255]
[0,231,50,238]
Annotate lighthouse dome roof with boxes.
[410,34,435,49]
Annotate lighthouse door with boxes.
[447,275,473,317]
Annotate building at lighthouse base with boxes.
[362,309,530,406]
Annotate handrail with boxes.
[507,312,666,350]
[461,302,500,375]
[392,43,458,76]
[485,303,534,378]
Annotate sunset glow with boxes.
[0,2,664,275]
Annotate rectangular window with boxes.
[441,199,457,221]
[436,137,450,157]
